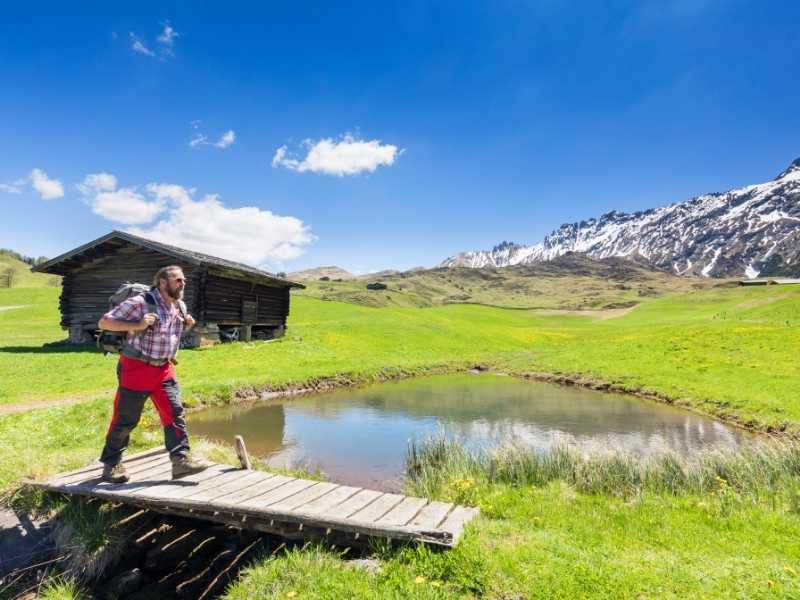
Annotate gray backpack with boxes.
[97,283,186,354]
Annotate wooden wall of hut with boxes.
[60,246,197,334]
[202,272,290,327]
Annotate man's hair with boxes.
[153,265,184,288]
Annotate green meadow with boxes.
[1,282,799,431]
[2,279,800,598]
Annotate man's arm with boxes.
[97,296,154,332]
[98,314,157,332]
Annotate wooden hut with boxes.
[32,231,304,346]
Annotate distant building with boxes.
[32,231,304,346]
[739,278,800,286]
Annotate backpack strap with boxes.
[177,299,187,320]
[145,289,188,322]
[143,290,158,314]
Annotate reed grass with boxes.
[36,577,89,600]
[406,435,800,501]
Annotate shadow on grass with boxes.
[0,344,96,354]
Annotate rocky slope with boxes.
[441,158,800,277]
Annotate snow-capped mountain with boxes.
[441,158,800,278]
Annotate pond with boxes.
[190,374,750,492]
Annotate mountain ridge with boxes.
[441,158,800,278]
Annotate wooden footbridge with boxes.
[32,447,478,547]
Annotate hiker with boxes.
[98,265,211,483]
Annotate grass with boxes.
[0,251,60,289]
[221,439,800,599]
[36,578,89,600]
[1,278,800,597]
[2,283,799,432]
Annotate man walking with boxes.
[98,265,210,483]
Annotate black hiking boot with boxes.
[171,455,213,479]
[101,462,130,484]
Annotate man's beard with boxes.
[167,285,184,300]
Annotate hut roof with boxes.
[739,277,800,286]
[32,231,305,288]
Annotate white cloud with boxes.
[92,188,166,225]
[80,174,313,266]
[189,133,208,148]
[157,23,178,48]
[76,172,117,195]
[129,32,155,57]
[188,122,236,149]
[214,130,235,148]
[29,169,64,200]
[77,172,164,225]
[272,134,401,176]
[145,183,194,205]
[0,179,24,194]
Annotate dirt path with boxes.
[0,395,105,416]
[536,304,640,320]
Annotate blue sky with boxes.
[2,1,799,273]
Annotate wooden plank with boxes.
[267,482,340,513]
[213,474,290,507]
[376,496,428,527]
[139,465,235,501]
[129,465,232,500]
[348,493,405,524]
[408,501,454,530]
[53,456,172,492]
[126,465,237,502]
[296,485,362,517]
[90,463,175,495]
[320,489,382,520]
[238,479,316,510]
[438,506,480,542]
[47,449,167,485]
[179,469,267,503]
[46,447,166,481]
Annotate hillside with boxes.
[287,266,355,281]
[443,157,800,278]
[296,253,726,310]
[0,250,60,288]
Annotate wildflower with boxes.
[785,566,797,576]
[432,581,442,588]
[415,575,426,584]
[287,593,298,598]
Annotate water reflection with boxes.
[190,375,751,491]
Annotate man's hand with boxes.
[137,312,159,331]
[184,314,196,331]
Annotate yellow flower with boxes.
[784,565,797,576]
[287,593,298,598]
[415,575,426,584]
[432,581,442,588]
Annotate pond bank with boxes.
[190,361,787,439]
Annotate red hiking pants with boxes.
[100,356,190,465]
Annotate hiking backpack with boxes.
[97,282,187,355]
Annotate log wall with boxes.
[61,247,197,331]
[203,273,290,326]
[56,245,292,344]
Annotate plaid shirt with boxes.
[104,291,184,360]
